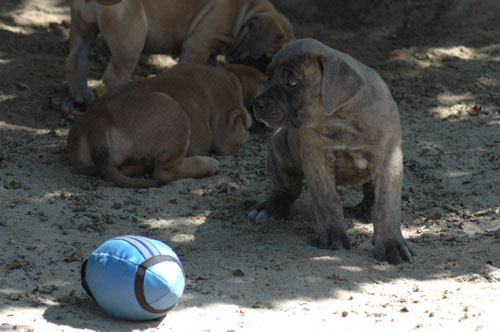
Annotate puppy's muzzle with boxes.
[253,98,284,128]
[254,98,266,111]
[253,98,267,123]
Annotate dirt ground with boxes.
[1,0,500,331]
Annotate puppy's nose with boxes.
[254,98,266,110]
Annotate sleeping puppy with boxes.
[248,38,415,264]
[67,63,266,188]
[65,0,294,105]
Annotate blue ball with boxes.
[82,235,185,321]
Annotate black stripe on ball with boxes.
[81,259,97,302]
[134,255,184,314]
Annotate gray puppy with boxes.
[248,38,414,264]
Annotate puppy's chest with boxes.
[304,126,374,186]
[323,148,373,186]
[317,128,373,186]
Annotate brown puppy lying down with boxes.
[248,38,415,264]
[67,63,266,188]
[66,0,294,105]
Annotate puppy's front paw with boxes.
[246,201,285,224]
[312,224,351,250]
[73,88,96,106]
[373,235,415,265]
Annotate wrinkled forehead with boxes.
[268,39,326,74]
[268,52,318,78]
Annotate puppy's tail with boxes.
[91,147,162,189]
[94,0,122,6]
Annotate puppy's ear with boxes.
[318,55,365,116]
[275,13,295,44]
[248,14,285,59]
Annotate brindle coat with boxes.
[248,38,414,264]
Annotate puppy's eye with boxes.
[287,79,297,87]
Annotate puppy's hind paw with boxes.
[195,156,219,176]
[205,157,219,175]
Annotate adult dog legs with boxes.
[65,12,98,105]
[99,9,148,89]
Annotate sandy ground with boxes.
[1,0,500,331]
